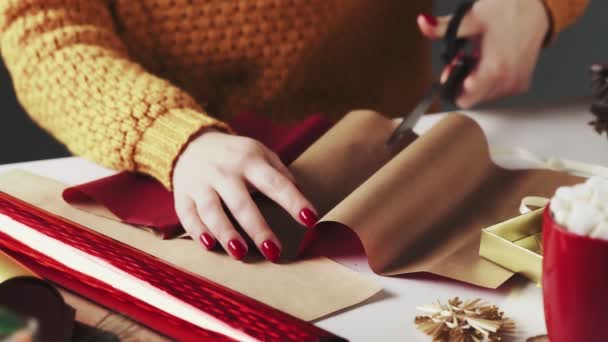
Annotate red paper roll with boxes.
[0,191,344,342]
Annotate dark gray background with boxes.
[0,1,605,165]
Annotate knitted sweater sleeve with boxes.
[545,0,589,39]
[0,0,231,189]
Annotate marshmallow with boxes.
[550,177,608,241]
[549,197,569,215]
[566,203,599,236]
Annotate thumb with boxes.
[417,12,484,40]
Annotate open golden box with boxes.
[479,208,544,284]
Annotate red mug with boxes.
[542,205,608,342]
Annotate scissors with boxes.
[386,1,478,150]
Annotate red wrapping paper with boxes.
[63,112,333,238]
[0,192,344,341]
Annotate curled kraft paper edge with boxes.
[268,110,583,289]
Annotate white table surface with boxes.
[0,98,604,341]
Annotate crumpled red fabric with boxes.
[63,112,333,238]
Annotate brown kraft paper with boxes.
[0,170,382,322]
[17,110,583,299]
[256,111,582,288]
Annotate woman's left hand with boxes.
[418,0,551,109]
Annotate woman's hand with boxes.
[418,0,551,108]
[172,130,318,262]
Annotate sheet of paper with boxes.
[31,110,583,297]
[256,111,582,288]
[321,114,581,287]
[0,170,382,322]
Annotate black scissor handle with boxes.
[440,1,478,104]
[440,55,477,103]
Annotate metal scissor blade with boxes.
[385,81,440,150]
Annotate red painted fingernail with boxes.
[420,13,438,26]
[299,208,318,228]
[228,239,247,260]
[261,240,281,263]
[199,233,216,250]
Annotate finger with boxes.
[455,67,492,109]
[441,40,480,98]
[193,190,248,260]
[440,51,465,84]
[264,149,296,184]
[174,195,217,250]
[246,162,318,229]
[440,65,451,84]
[479,74,530,105]
[417,10,484,40]
[455,38,503,108]
[216,179,282,263]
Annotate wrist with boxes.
[134,108,227,189]
[175,128,221,166]
[172,126,232,187]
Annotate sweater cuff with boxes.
[543,0,589,42]
[134,108,232,189]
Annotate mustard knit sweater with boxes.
[0,0,588,188]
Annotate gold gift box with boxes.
[479,208,544,284]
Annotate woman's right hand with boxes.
[172,130,318,262]
[417,0,550,109]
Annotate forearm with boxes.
[0,0,230,188]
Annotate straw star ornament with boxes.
[414,297,515,342]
